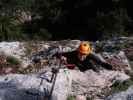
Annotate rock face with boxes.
[0,42,29,68]
[0,70,72,100]
[0,69,130,100]
[0,37,132,100]
[102,51,131,71]
[0,42,25,58]
[0,74,44,100]
[31,40,81,61]
[70,70,130,97]
[123,47,133,61]
[0,40,81,74]
[106,86,133,100]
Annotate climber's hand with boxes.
[60,56,67,64]
[101,62,113,70]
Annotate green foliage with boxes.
[6,56,21,65]
[102,79,133,98]
[0,15,52,41]
[0,0,133,40]
[0,16,23,41]
[99,79,133,98]
[67,96,76,100]
[97,8,131,39]
[111,80,133,93]
[0,0,53,41]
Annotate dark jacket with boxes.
[55,50,112,72]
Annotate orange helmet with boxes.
[79,41,92,55]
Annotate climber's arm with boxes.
[89,53,113,70]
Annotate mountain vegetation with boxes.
[0,0,132,41]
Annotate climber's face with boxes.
[78,52,87,61]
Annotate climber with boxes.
[54,41,113,72]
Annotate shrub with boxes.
[97,8,131,39]
[67,96,76,100]
[6,56,21,65]
[103,79,133,97]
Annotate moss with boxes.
[6,56,21,65]
[102,79,133,98]
[67,96,76,100]
[86,96,92,100]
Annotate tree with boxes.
[96,0,132,39]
